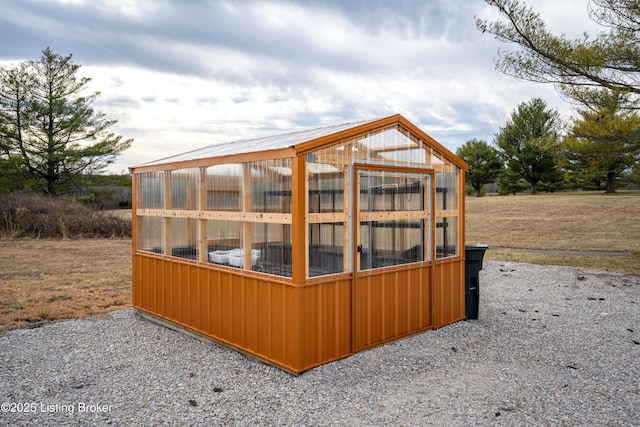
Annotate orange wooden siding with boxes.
[432,259,465,328]
[135,255,359,373]
[133,254,302,372]
[298,277,353,369]
[354,265,432,351]
[133,253,465,373]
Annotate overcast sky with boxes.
[0,0,600,173]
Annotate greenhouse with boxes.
[130,114,468,374]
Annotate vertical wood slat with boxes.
[198,167,208,263]
[342,166,350,273]
[291,155,306,284]
[163,171,172,256]
[242,164,253,270]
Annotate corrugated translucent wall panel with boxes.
[436,171,459,258]
[436,216,458,258]
[313,124,440,169]
[170,168,199,210]
[357,170,428,270]
[436,172,458,211]
[136,172,164,253]
[137,171,164,209]
[237,159,293,277]
[306,145,349,277]
[137,215,164,253]
[357,126,426,166]
[308,223,345,276]
[160,168,200,261]
[206,164,242,211]
[170,217,198,260]
[204,164,245,267]
[206,219,242,265]
[252,159,292,213]
[252,223,292,277]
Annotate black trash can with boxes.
[465,245,488,320]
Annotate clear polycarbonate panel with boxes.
[436,216,458,258]
[136,172,164,254]
[436,171,458,211]
[306,145,349,277]
[358,220,425,270]
[251,159,292,213]
[251,223,292,277]
[170,168,199,210]
[206,220,243,265]
[308,223,345,277]
[307,159,346,214]
[306,124,456,170]
[206,164,242,211]
[137,171,164,209]
[357,169,431,271]
[136,216,164,254]
[435,170,459,259]
[168,217,198,260]
[358,126,426,165]
[358,170,426,212]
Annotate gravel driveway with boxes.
[1,261,639,426]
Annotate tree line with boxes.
[458,95,640,195]
[461,0,640,195]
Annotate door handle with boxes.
[357,244,363,253]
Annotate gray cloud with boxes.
[0,0,593,171]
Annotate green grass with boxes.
[465,191,640,275]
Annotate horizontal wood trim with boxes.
[354,162,435,175]
[137,208,164,217]
[243,212,291,223]
[308,212,347,223]
[199,211,242,221]
[359,210,427,222]
[166,209,198,218]
[136,209,292,223]
[435,209,459,218]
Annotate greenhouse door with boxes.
[353,165,434,351]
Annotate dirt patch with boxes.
[0,239,131,332]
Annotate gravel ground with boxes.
[1,261,639,426]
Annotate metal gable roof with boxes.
[133,118,377,168]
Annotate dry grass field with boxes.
[0,239,131,331]
[0,191,638,331]
[466,191,640,274]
